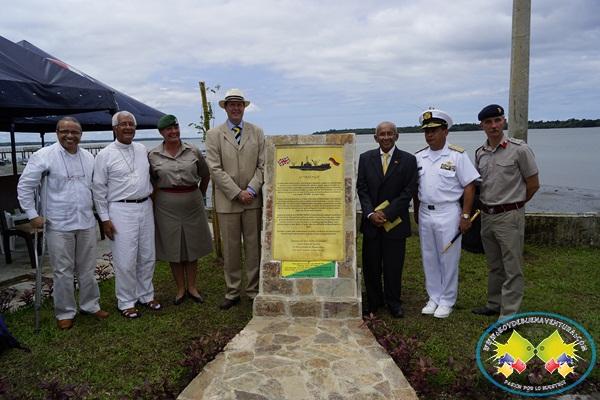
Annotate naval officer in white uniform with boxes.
[413,109,479,318]
[93,111,161,319]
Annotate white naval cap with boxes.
[419,109,453,130]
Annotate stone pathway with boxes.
[178,317,418,400]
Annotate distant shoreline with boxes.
[0,137,199,147]
[313,119,600,135]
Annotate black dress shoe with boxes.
[362,306,379,316]
[472,306,500,316]
[173,294,186,305]
[389,306,404,318]
[187,291,204,304]
[219,297,240,310]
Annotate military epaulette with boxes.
[507,137,524,145]
[448,144,464,153]
[415,146,429,154]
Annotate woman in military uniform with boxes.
[149,114,213,305]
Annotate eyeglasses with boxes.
[117,122,137,128]
[57,129,82,135]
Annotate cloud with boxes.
[2,0,600,133]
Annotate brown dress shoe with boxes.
[92,310,110,319]
[81,309,110,319]
[57,319,74,330]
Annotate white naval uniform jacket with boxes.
[415,144,479,205]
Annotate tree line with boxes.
[312,118,600,135]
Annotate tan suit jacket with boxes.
[205,121,265,213]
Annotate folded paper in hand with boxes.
[374,200,402,232]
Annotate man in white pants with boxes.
[18,116,109,330]
[413,109,479,318]
[93,111,160,319]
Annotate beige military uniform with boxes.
[149,142,212,262]
[477,136,538,206]
[476,135,538,318]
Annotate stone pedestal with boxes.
[253,133,361,318]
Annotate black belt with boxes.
[422,202,455,210]
[481,201,525,215]
[116,196,149,203]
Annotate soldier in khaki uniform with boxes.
[471,105,539,320]
[149,114,213,305]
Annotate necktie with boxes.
[382,152,389,175]
[232,126,242,145]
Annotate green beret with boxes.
[157,114,178,130]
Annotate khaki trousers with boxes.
[218,209,261,300]
[46,226,100,320]
[480,208,525,318]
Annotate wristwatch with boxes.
[462,213,470,220]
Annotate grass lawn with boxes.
[0,254,252,399]
[0,237,598,399]
[374,237,600,397]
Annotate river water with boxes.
[2,127,599,213]
[137,128,600,213]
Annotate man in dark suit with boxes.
[357,121,418,318]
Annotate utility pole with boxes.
[508,0,531,142]
[198,81,222,259]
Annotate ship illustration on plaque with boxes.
[287,156,340,171]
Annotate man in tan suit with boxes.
[206,89,265,310]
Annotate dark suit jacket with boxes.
[357,146,418,240]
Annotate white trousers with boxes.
[418,202,462,307]
[108,200,156,310]
[46,226,100,320]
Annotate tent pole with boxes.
[10,121,17,176]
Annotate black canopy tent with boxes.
[0,36,165,175]
[0,35,117,174]
[0,36,117,119]
[11,40,165,131]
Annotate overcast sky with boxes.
[2,0,599,139]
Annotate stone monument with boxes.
[253,133,361,318]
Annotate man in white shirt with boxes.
[17,116,109,330]
[413,110,480,318]
[92,111,160,319]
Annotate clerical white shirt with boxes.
[17,143,95,231]
[92,140,153,221]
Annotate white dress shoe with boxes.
[433,305,453,318]
[421,300,438,315]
